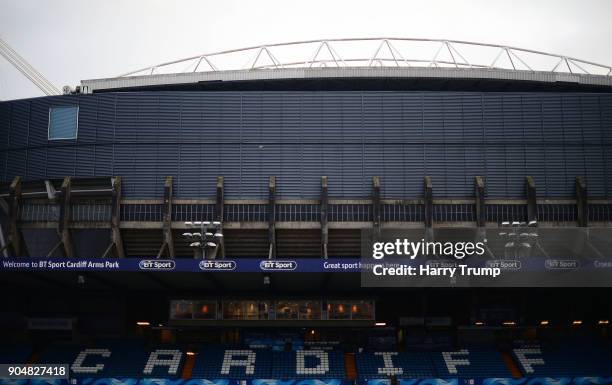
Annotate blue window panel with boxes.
[48,106,78,140]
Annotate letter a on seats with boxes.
[222,350,256,375]
[144,349,182,375]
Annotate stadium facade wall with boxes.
[0,91,611,199]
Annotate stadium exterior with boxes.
[0,38,611,260]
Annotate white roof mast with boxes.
[0,36,60,96]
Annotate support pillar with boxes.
[525,176,537,224]
[58,177,74,257]
[372,176,381,238]
[321,176,328,259]
[268,176,277,259]
[102,177,125,257]
[157,176,175,259]
[474,176,486,227]
[216,176,225,259]
[576,176,588,227]
[7,176,26,256]
[424,176,433,228]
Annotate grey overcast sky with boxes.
[0,0,611,100]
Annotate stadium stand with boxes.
[430,347,511,377]
[271,349,345,378]
[5,337,612,380]
[355,351,436,379]
[513,341,612,377]
[0,344,31,364]
[192,347,272,380]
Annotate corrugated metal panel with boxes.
[0,91,610,199]
[46,146,76,178]
[10,101,30,147]
[94,144,113,176]
[26,148,46,180]
[75,145,95,177]
[28,98,50,146]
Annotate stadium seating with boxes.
[271,349,345,378]
[37,339,185,378]
[430,347,511,377]
[192,347,272,379]
[0,344,31,364]
[355,351,436,379]
[356,348,511,378]
[513,342,612,377]
[6,338,611,380]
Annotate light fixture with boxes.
[375,322,386,326]
[136,321,150,326]
[182,232,193,238]
[214,233,224,238]
[206,242,217,247]
[474,321,485,326]
[540,320,550,326]
[572,320,583,326]
[598,320,609,325]
[213,221,221,226]
[186,351,196,356]
[503,321,516,326]
[184,221,193,226]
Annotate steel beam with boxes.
[424,176,433,228]
[321,176,329,259]
[372,176,381,237]
[7,176,26,256]
[474,176,486,227]
[157,176,175,259]
[216,176,225,259]
[268,176,277,259]
[58,177,74,257]
[103,177,125,257]
[576,176,588,227]
[525,176,537,223]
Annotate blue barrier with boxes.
[1,378,611,385]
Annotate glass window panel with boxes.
[48,106,78,140]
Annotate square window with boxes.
[48,106,78,140]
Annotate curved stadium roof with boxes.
[80,38,612,92]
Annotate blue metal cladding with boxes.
[0,91,611,199]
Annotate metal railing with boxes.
[119,38,612,78]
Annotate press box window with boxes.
[48,106,78,140]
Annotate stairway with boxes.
[345,352,358,380]
[182,352,196,379]
[501,350,523,378]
